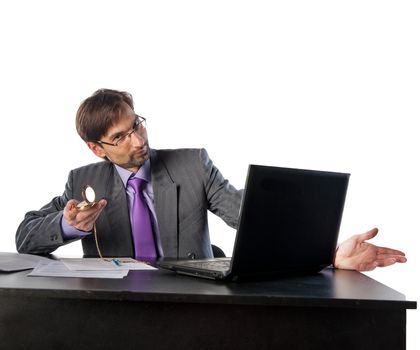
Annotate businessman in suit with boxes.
[16,89,406,271]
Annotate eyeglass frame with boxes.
[95,115,147,147]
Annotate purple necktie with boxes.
[127,177,157,259]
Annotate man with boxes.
[16,89,407,271]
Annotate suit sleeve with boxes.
[199,149,243,229]
[15,171,77,255]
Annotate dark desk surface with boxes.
[0,267,416,310]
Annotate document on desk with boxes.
[0,252,51,272]
[60,258,157,271]
[28,260,129,279]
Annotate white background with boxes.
[0,1,418,348]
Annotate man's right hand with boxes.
[63,199,108,232]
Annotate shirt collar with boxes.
[114,159,151,188]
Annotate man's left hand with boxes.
[333,228,407,271]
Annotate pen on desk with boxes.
[111,258,121,267]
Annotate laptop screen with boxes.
[230,165,349,277]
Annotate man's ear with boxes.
[87,142,106,158]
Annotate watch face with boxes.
[83,185,96,203]
[77,185,97,209]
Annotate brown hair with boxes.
[76,89,134,142]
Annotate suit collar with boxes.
[149,149,179,258]
[149,149,175,188]
[114,159,151,187]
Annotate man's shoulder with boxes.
[154,147,203,155]
[151,148,210,174]
[153,148,208,161]
[71,160,113,175]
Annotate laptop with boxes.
[158,164,350,280]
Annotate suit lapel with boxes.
[150,150,179,258]
[100,165,134,257]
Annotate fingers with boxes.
[377,246,406,257]
[64,200,81,221]
[65,199,79,212]
[376,253,407,264]
[376,257,407,267]
[64,198,107,231]
[359,255,407,271]
[356,227,379,243]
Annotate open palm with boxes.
[333,228,407,271]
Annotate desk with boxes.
[0,267,416,350]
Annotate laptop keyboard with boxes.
[181,259,231,272]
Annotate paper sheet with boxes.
[60,258,157,271]
[28,260,129,279]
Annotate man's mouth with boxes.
[134,145,149,157]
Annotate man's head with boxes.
[76,89,150,173]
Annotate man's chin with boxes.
[115,154,149,172]
[137,151,150,164]
[135,150,151,166]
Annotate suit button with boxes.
[187,252,196,260]
[50,234,58,241]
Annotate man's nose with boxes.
[130,131,146,146]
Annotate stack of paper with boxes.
[27,258,157,279]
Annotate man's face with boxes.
[88,106,150,173]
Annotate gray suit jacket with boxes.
[16,148,243,259]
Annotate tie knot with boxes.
[128,177,145,192]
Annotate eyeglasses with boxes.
[96,115,146,147]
